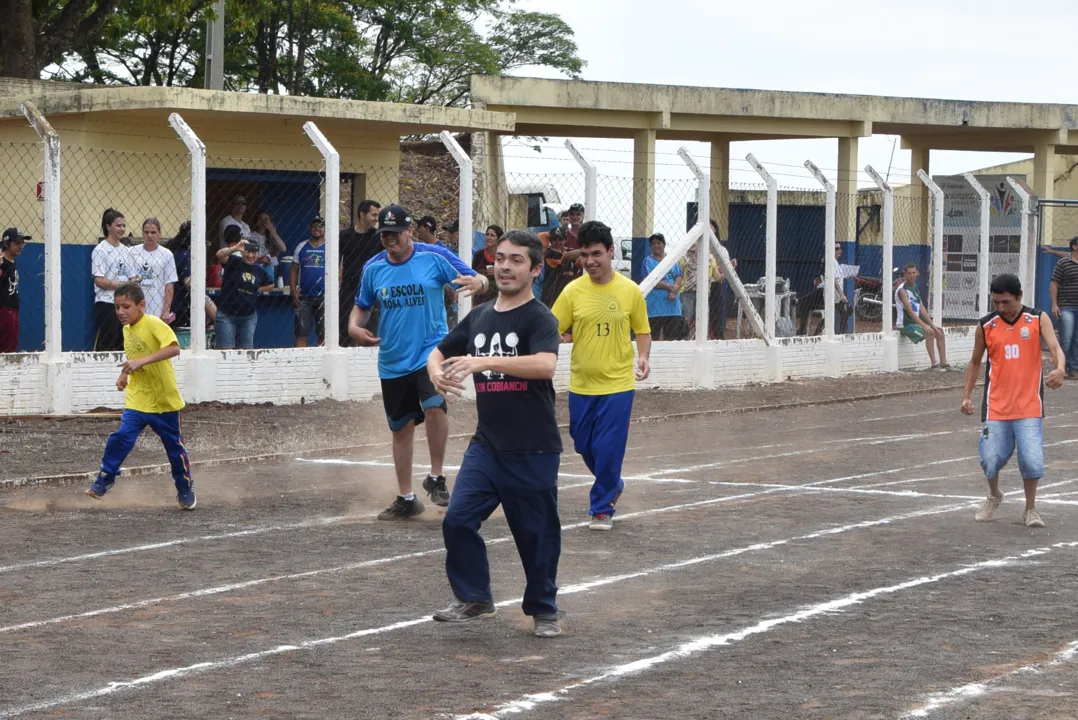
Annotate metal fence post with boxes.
[565,140,597,222]
[805,161,836,339]
[746,154,777,340]
[675,148,713,387]
[866,165,898,371]
[1006,177,1034,295]
[169,113,218,403]
[441,131,473,319]
[20,101,69,413]
[917,171,946,328]
[963,172,991,316]
[303,122,349,401]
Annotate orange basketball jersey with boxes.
[980,306,1044,422]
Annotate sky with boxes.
[499,0,1074,211]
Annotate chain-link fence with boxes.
[0,143,44,353]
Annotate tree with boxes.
[1,0,122,79]
[33,0,585,107]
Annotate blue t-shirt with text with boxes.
[357,242,476,379]
[294,240,326,297]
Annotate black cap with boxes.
[445,218,459,233]
[417,215,437,233]
[223,225,243,244]
[375,204,413,235]
[568,203,585,214]
[310,215,325,226]
[243,241,260,252]
[648,232,666,244]
[2,227,31,244]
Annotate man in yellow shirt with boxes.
[551,221,651,531]
[87,283,195,510]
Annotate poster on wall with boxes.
[934,175,1022,321]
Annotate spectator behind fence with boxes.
[93,208,139,351]
[680,242,717,337]
[642,233,685,340]
[339,199,382,345]
[541,226,580,308]
[417,216,439,245]
[565,204,584,249]
[214,239,273,349]
[248,210,286,279]
[168,221,193,328]
[0,227,29,352]
[443,218,460,254]
[708,218,735,339]
[218,195,251,248]
[130,218,178,324]
[1046,236,1078,378]
[291,216,330,347]
[796,242,850,336]
[470,225,502,306]
[896,262,949,370]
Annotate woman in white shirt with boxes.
[129,218,178,322]
[91,208,139,351]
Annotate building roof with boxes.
[471,75,1078,152]
[0,83,515,135]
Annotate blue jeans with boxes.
[1057,308,1078,374]
[979,418,1044,481]
[99,409,192,492]
[442,443,561,616]
[569,390,634,516]
[215,311,257,349]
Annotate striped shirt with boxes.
[1051,257,1078,308]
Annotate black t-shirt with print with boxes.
[1,257,18,310]
[438,299,562,453]
[219,255,262,316]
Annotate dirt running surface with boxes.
[3,375,1078,719]
[0,371,964,483]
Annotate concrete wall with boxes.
[0,329,976,415]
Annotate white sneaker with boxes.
[975,494,1003,522]
[1024,509,1046,528]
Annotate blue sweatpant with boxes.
[568,390,634,517]
[442,443,561,617]
[99,410,192,493]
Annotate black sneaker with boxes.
[433,600,496,623]
[377,495,424,520]
[422,474,451,507]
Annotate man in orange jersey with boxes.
[961,273,1066,528]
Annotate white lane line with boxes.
[651,431,957,475]
[0,475,844,636]
[640,433,930,461]
[295,458,599,481]
[454,540,1078,720]
[902,640,1078,718]
[707,479,1078,505]
[0,500,976,718]
[0,515,351,576]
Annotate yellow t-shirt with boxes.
[551,273,651,395]
[123,314,185,414]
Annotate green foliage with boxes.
[41,0,584,105]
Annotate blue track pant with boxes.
[442,443,561,617]
[99,409,192,493]
[568,390,634,517]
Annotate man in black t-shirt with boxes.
[427,230,564,638]
[0,227,29,353]
[338,199,382,345]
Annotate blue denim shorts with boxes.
[979,418,1045,480]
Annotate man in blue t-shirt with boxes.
[642,232,685,340]
[291,216,330,347]
[349,205,489,520]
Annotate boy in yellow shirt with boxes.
[551,221,651,531]
[87,283,195,509]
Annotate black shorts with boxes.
[380,368,447,431]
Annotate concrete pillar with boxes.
[632,129,656,238]
[709,137,730,239]
[836,137,859,243]
[1033,142,1056,248]
[909,145,931,245]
